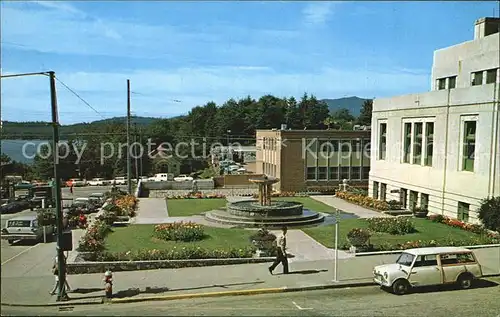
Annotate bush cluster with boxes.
[77,220,111,252]
[346,228,371,247]
[153,222,205,242]
[249,228,277,256]
[367,217,416,235]
[336,191,389,211]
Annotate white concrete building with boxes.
[369,17,500,224]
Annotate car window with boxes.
[396,252,415,266]
[440,253,475,265]
[7,220,31,227]
[413,254,438,267]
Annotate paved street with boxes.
[2,282,499,316]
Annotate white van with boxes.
[151,173,173,182]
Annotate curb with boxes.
[110,281,375,304]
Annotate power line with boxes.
[54,76,106,119]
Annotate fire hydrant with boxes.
[103,270,113,298]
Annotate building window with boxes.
[351,167,361,180]
[462,120,476,172]
[373,181,379,199]
[413,122,423,165]
[400,188,407,209]
[486,68,498,84]
[403,123,412,163]
[378,122,387,160]
[409,191,418,211]
[437,78,446,90]
[448,76,456,89]
[425,122,434,166]
[380,183,387,201]
[306,167,316,180]
[457,202,470,222]
[471,71,483,86]
[421,193,429,210]
[328,167,339,180]
[318,167,327,180]
[361,167,370,179]
[340,167,349,180]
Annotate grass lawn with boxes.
[166,198,227,217]
[303,218,491,249]
[105,224,254,253]
[274,197,337,213]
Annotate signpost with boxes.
[333,208,340,282]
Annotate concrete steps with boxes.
[205,209,325,228]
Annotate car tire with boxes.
[392,279,410,295]
[457,273,474,289]
[8,240,14,245]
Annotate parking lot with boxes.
[1,185,126,265]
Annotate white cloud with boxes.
[302,2,338,26]
[33,0,85,16]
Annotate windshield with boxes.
[396,252,415,266]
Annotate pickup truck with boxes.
[173,174,194,182]
[113,177,127,185]
[1,214,54,244]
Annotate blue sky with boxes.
[1,1,498,124]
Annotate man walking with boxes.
[268,226,289,275]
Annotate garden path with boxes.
[133,198,170,224]
[310,196,392,219]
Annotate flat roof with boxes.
[403,247,471,256]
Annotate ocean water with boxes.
[1,140,51,164]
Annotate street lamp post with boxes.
[226,130,231,160]
[333,208,340,282]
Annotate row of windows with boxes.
[306,166,370,181]
[436,68,499,90]
[372,182,429,211]
[378,119,477,172]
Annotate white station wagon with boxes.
[373,247,483,295]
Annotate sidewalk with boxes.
[1,258,385,306]
[133,198,169,224]
[310,195,392,218]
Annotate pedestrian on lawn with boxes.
[268,226,289,275]
[50,255,71,295]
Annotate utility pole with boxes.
[126,79,132,194]
[49,71,68,301]
[139,127,143,177]
[134,123,139,182]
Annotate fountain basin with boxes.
[227,200,303,217]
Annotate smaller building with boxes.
[256,128,371,192]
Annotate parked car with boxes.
[1,214,54,244]
[373,247,483,295]
[173,174,194,182]
[87,178,106,186]
[0,199,32,214]
[149,173,174,182]
[113,177,127,185]
[88,193,105,205]
[66,178,87,187]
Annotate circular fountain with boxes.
[205,176,325,228]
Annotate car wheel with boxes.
[457,273,474,289]
[8,240,14,245]
[392,279,410,295]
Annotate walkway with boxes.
[133,198,169,224]
[310,195,391,218]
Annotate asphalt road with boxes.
[1,282,499,316]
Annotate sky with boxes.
[1,1,499,124]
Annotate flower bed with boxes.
[153,222,205,242]
[77,220,110,252]
[428,214,499,238]
[367,217,416,235]
[114,195,138,217]
[335,191,389,211]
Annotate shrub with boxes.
[77,220,111,252]
[154,222,205,242]
[387,200,402,210]
[347,228,371,247]
[115,195,139,217]
[428,214,445,223]
[478,196,500,232]
[96,245,257,261]
[97,210,118,225]
[249,228,277,256]
[367,217,416,235]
